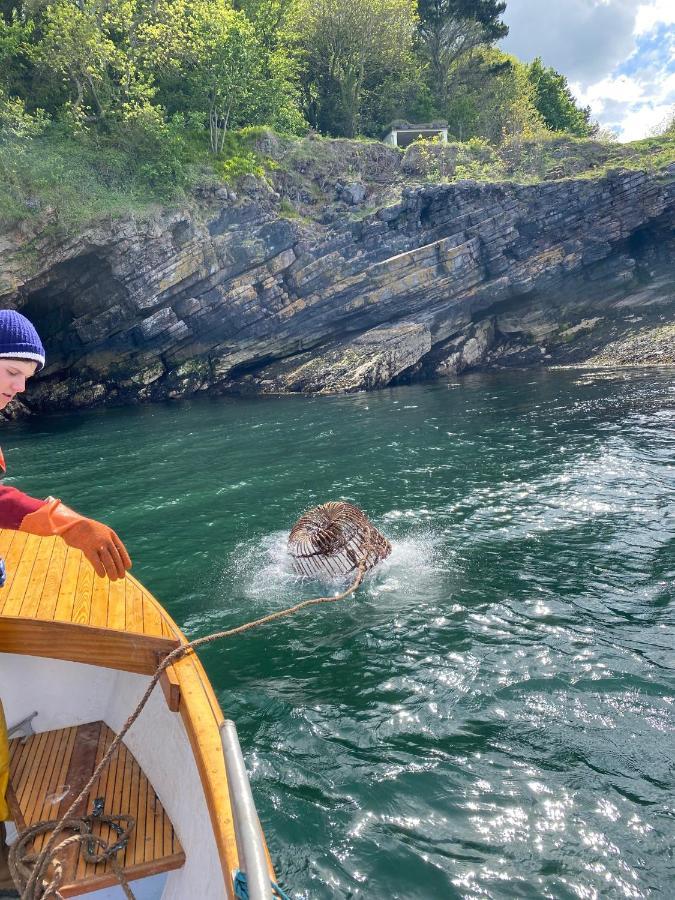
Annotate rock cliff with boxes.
[0,144,673,412]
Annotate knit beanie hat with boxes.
[0,310,45,371]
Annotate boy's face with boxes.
[0,359,38,409]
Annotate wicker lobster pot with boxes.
[288,502,391,578]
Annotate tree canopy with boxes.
[289,0,418,136]
[527,57,595,137]
[0,0,603,198]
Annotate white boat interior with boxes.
[0,529,275,899]
[3,654,219,899]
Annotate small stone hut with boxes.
[382,122,448,148]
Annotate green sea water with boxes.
[3,368,674,899]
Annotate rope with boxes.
[15,559,369,900]
[233,869,292,900]
[10,817,136,900]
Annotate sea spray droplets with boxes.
[226,531,299,607]
[224,522,447,615]
[365,529,447,603]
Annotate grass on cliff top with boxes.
[0,124,262,231]
[1,124,673,233]
[0,132,188,231]
[398,133,675,185]
[0,124,290,231]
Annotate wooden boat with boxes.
[0,528,276,899]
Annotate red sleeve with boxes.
[0,484,47,530]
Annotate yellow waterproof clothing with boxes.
[0,701,9,820]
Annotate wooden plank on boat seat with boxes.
[0,615,178,675]
[8,722,185,897]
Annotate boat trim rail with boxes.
[220,719,273,900]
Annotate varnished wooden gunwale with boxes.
[0,530,246,894]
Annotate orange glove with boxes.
[20,499,131,581]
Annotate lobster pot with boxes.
[288,502,391,579]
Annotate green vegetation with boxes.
[402,133,675,184]
[527,58,594,137]
[1,0,673,229]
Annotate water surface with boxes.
[5,369,675,899]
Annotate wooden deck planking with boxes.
[106,577,126,631]
[0,526,16,550]
[53,550,83,623]
[118,741,134,869]
[128,738,142,870]
[18,730,51,826]
[39,726,75,823]
[0,533,36,617]
[88,572,110,629]
[35,537,68,621]
[0,527,17,562]
[9,722,185,893]
[0,531,29,610]
[76,724,110,882]
[34,726,75,855]
[0,532,189,650]
[78,724,120,881]
[139,591,163,638]
[134,755,148,870]
[19,537,56,620]
[71,557,94,627]
[124,580,145,635]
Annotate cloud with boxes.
[500,1,675,141]
[500,0,637,83]
[634,0,675,35]
[572,22,675,139]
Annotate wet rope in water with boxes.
[15,557,370,900]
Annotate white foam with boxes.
[365,530,445,601]
[228,530,298,605]
[225,522,447,609]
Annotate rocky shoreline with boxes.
[0,141,673,413]
[557,322,675,369]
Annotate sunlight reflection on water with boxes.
[9,369,674,899]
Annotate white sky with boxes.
[500,0,675,141]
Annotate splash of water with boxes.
[226,520,447,610]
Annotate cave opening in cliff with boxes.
[627,225,655,263]
[19,253,128,368]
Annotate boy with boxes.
[0,309,132,894]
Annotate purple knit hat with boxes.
[0,310,45,371]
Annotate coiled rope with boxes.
[13,559,369,900]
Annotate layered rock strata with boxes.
[0,163,673,411]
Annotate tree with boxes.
[360,61,433,136]
[30,0,155,126]
[235,0,293,48]
[35,2,117,122]
[289,0,418,137]
[446,49,546,143]
[0,14,26,89]
[527,57,594,137]
[417,0,507,108]
[139,0,303,149]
